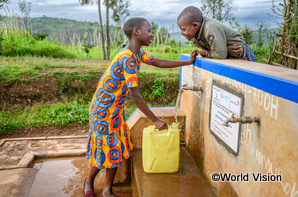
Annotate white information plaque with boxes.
[210,83,243,155]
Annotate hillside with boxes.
[3,16,123,45]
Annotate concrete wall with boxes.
[179,55,298,197]
[127,107,186,149]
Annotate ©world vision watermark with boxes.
[211,172,282,182]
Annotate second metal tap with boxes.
[222,113,260,127]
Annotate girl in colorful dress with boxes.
[83,17,198,197]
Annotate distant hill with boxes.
[251,28,280,47]
[169,32,188,43]
[3,16,123,45]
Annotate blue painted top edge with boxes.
[180,54,298,104]
[126,106,175,122]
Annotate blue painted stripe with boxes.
[126,106,176,122]
[181,55,298,104]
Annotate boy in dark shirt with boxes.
[177,6,255,62]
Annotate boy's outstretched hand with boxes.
[154,118,168,130]
[188,49,199,64]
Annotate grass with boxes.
[250,44,270,63]
[0,54,182,83]
[0,98,166,135]
[0,100,89,135]
[0,97,161,134]
[0,56,107,82]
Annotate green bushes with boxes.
[250,44,270,63]
[1,30,75,58]
[139,73,179,103]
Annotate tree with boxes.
[0,0,9,21]
[151,22,158,35]
[80,36,94,59]
[0,0,8,9]
[268,0,298,69]
[106,1,110,59]
[159,27,170,44]
[239,26,253,45]
[200,0,236,22]
[18,0,31,18]
[110,0,130,47]
[79,0,106,60]
[0,0,9,54]
[256,21,266,48]
[149,23,170,46]
[0,0,9,9]
[150,22,159,46]
[18,0,32,30]
[111,0,130,26]
[79,0,130,60]
[105,0,130,59]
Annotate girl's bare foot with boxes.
[84,178,94,194]
[102,190,119,197]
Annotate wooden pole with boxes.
[274,50,298,61]
[262,58,287,67]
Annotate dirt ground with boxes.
[0,123,89,140]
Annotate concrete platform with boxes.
[0,108,214,197]
[0,136,131,197]
[131,148,216,197]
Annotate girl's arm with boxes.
[152,50,198,68]
[129,86,168,129]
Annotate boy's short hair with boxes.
[123,17,148,39]
[177,6,203,24]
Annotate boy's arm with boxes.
[200,44,242,58]
[129,86,168,129]
[152,50,198,68]
[204,25,228,59]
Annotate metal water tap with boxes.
[222,113,260,127]
[179,83,203,93]
[175,83,203,123]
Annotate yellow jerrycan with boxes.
[142,122,180,173]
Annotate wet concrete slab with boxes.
[27,157,131,197]
[0,136,132,197]
[0,168,38,197]
[132,147,216,197]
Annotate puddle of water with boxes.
[28,157,89,197]
[27,157,132,197]
[32,163,42,170]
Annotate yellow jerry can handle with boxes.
[152,124,169,132]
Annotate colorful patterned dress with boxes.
[86,48,156,169]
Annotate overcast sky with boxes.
[6,0,283,31]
